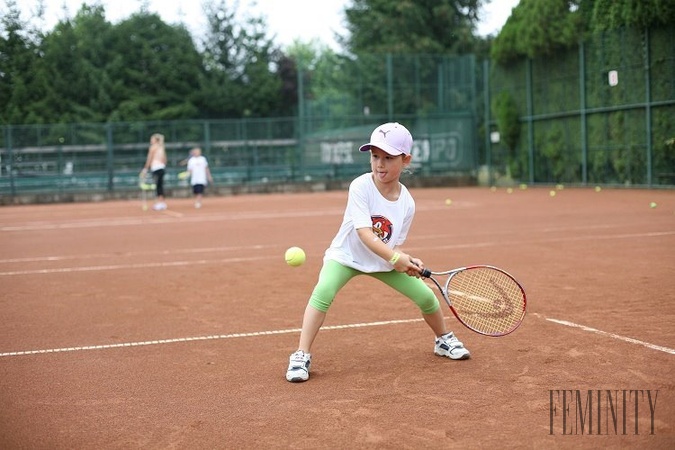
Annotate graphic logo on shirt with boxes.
[371,215,393,243]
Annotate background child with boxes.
[286,122,470,383]
[186,147,213,208]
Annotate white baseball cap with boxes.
[358,122,413,156]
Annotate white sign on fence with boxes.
[608,70,619,87]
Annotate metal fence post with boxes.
[106,123,114,192]
[644,28,653,186]
[579,40,588,185]
[526,58,534,183]
[203,121,211,155]
[483,59,492,186]
[5,126,16,197]
[387,53,393,121]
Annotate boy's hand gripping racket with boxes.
[421,265,526,337]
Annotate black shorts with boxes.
[192,184,205,194]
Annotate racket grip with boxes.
[421,268,431,278]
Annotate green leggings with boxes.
[309,259,440,314]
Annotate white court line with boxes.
[3,315,673,358]
[0,255,270,276]
[3,230,673,277]
[0,318,424,358]
[160,209,183,218]
[0,208,344,232]
[0,244,276,264]
[543,316,675,355]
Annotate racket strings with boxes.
[448,269,525,335]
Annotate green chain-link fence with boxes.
[1,27,673,203]
[487,26,675,187]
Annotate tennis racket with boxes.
[138,173,156,211]
[421,265,526,337]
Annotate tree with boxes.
[29,5,114,124]
[197,0,283,118]
[105,12,202,121]
[492,0,675,64]
[0,0,42,124]
[344,0,486,55]
[589,0,675,31]
[491,0,584,64]
[284,40,357,119]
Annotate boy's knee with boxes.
[418,295,440,315]
[309,295,331,313]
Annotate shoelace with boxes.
[440,335,463,347]
[290,352,308,365]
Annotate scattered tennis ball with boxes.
[285,246,306,267]
[519,183,527,190]
[490,186,497,192]
[549,190,556,197]
[142,205,148,211]
[506,187,513,194]
[594,186,602,192]
[445,198,452,205]
[649,202,657,209]
[556,184,564,190]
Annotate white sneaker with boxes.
[286,350,311,382]
[434,332,471,360]
[152,202,167,211]
[195,202,201,209]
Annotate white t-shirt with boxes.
[187,155,209,186]
[324,172,415,273]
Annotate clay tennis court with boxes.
[1,186,674,449]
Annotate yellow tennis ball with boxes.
[649,202,657,209]
[445,198,452,205]
[549,190,556,197]
[285,247,306,267]
[594,186,602,192]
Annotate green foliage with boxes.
[492,0,584,64]
[30,5,115,124]
[2,0,496,126]
[0,0,43,124]
[493,24,673,185]
[535,119,581,182]
[0,0,287,125]
[493,0,675,64]
[492,92,520,153]
[197,0,285,118]
[345,0,486,55]
[590,0,675,31]
[105,12,202,121]
[285,41,354,118]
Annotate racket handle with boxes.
[421,268,432,278]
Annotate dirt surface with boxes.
[1,186,674,449]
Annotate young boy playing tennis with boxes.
[286,122,470,383]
